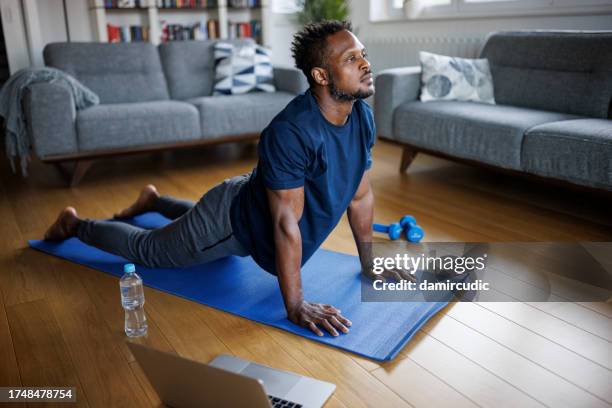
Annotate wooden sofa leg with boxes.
[71,160,94,187]
[400,146,418,173]
[54,160,94,187]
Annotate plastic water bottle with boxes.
[120,263,148,337]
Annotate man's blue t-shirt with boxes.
[230,89,375,275]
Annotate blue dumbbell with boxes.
[373,222,403,240]
[399,215,424,242]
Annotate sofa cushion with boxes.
[419,51,495,104]
[158,39,255,100]
[76,101,200,151]
[393,101,578,170]
[522,119,612,190]
[187,92,294,139]
[213,42,275,95]
[44,42,169,104]
[480,31,612,118]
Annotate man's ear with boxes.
[311,67,329,86]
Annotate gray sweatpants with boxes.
[77,174,250,268]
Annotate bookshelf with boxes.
[90,0,269,46]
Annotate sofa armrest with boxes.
[24,81,78,159]
[374,66,421,139]
[273,66,308,95]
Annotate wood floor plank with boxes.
[0,179,23,253]
[577,301,612,319]
[478,302,612,370]
[411,176,610,241]
[2,184,69,242]
[372,356,478,408]
[447,302,612,403]
[0,289,23,391]
[526,301,612,342]
[348,294,598,408]
[481,245,611,304]
[142,288,232,363]
[391,331,543,408]
[433,258,607,311]
[2,247,65,308]
[420,310,610,407]
[128,360,162,407]
[360,305,560,406]
[373,191,498,241]
[378,182,528,240]
[6,299,89,408]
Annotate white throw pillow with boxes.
[213,42,276,96]
[419,51,495,104]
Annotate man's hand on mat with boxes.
[288,301,352,337]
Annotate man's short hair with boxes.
[291,20,353,88]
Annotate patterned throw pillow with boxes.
[213,42,275,95]
[419,51,495,104]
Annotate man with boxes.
[45,20,394,337]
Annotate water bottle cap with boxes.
[124,263,136,274]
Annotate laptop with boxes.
[127,342,336,408]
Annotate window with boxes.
[459,0,551,13]
[404,0,453,19]
[371,0,612,21]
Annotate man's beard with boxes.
[328,72,374,101]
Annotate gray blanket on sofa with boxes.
[0,67,99,176]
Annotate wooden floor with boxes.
[0,140,611,407]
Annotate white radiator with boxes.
[364,36,485,72]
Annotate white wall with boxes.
[36,0,68,44]
[1,0,31,73]
[64,0,94,41]
[26,0,68,66]
[267,11,299,67]
[1,0,94,73]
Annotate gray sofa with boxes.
[375,31,612,191]
[24,39,308,185]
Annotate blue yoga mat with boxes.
[29,212,447,361]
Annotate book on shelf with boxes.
[105,0,145,8]
[107,23,150,42]
[157,0,218,8]
[228,20,261,42]
[228,0,260,8]
[120,26,131,42]
[159,19,219,41]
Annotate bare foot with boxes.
[44,207,80,241]
[114,184,160,219]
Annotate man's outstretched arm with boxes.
[267,187,352,337]
[348,172,413,282]
[347,171,375,276]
